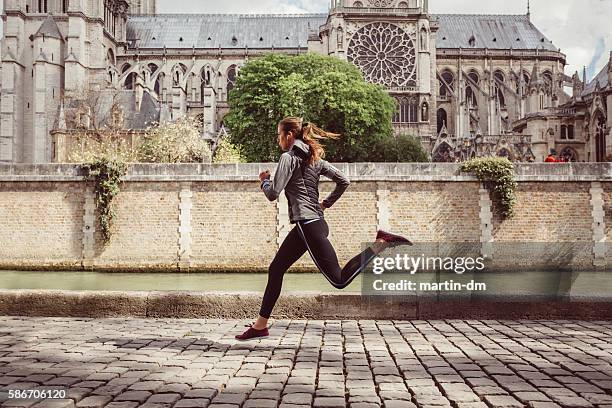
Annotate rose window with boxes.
[347,22,417,89]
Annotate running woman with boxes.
[236,117,411,340]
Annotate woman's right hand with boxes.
[259,170,271,183]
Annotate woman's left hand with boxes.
[319,202,326,211]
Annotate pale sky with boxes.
[1,0,610,81]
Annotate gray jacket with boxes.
[261,139,350,223]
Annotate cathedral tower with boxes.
[0,0,27,161]
[0,0,127,162]
[319,0,437,138]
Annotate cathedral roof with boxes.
[34,16,63,40]
[582,61,610,97]
[63,90,160,130]
[126,13,558,52]
[433,14,557,51]
[126,14,327,49]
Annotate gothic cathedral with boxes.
[1,0,610,163]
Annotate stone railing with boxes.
[335,6,421,15]
[1,162,612,181]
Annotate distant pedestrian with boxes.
[545,149,559,162]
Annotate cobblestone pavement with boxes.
[1,317,612,408]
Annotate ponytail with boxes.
[279,116,340,165]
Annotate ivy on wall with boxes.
[82,158,128,244]
[461,157,518,218]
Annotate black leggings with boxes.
[259,218,377,319]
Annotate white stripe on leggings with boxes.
[301,218,321,225]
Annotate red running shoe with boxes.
[235,325,269,341]
[376,230,413,246]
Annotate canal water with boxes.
[0,271,361,292]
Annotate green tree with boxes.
[370,133,430,162]
[224,53,398,162]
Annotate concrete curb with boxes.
[1,289,611,320]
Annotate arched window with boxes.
[126,73,137,90]
[465,70,480,107]
[202,65,213,86]
[493,70,506,108]
[143,63,157,87]
[439,70,454,97]
[516,71,530,94]
[543,70,553,91]
[467,70,479,85]
[494,70,505,84]
[172,64,187,87]
[147,63,158,76]
[568,125,574,140]
[561,125,568,140]
[201,65,214,103]
[227,65,237,97]
[437,108,447,134]
[497,89,506,108]
[466,86,477,107]
[595,113,607,162]
[122,64,135,90]
[393,96,418,123]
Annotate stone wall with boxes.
[0,163,610,271]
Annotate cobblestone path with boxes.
[1,317,611,408]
